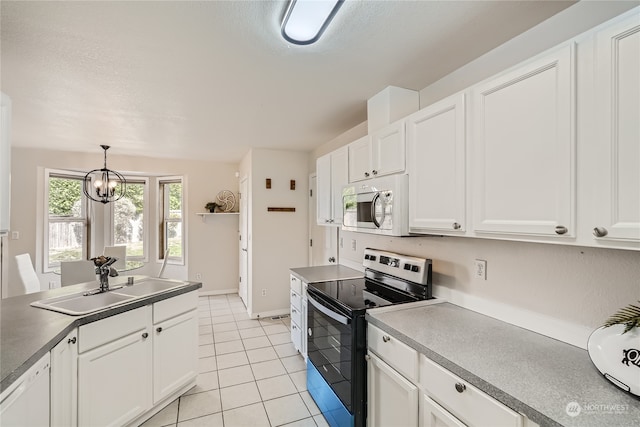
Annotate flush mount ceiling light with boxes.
[83,145,127,204]
[281,0,344,45]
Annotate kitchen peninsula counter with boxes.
[289,264,363,283]
[0,276,201,393]
[367,301,640,427]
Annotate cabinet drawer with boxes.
[291,322,303,352]
[368,324,418,382]
[420,355,522,427]
[79,306,151,353]
[154,291,198,324]
[290,275,302,294]
[291,304,303,326]
[290,290,302,311]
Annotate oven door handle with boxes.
[307,293,351,325]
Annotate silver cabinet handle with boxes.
[453,222,461,230]
[156,327,163,333]
[292,308,297,314]
[142,332,149,339]
[364,354,371,361]
[593,227,608,237]
[364,172,370,177]
[455,382,466,393]
[382,335,390,343]
[372,170,378,175]
[308,328,312,337]
[68,337,77,344]
[555,225,568,235]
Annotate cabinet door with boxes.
[330,146,349,225]
[472,44,575,238]
[372,120,406,177]
[51,329,78,427]
[316,153,332,225]
[408,93,466,234]
[153,309,198,404]
[421,394,466,427]
[0,93,11,233]
[593,13,640,243]
[367,352,419,427]
[78,330,152,426]
[348,135,372,182]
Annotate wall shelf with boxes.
[195,212,239,222]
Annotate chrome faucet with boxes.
[97,257,118,292]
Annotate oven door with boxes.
[306,288,354,412]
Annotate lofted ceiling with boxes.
[1,0,575,163]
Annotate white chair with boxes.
[15,253,41,294]
[157,249,170,278]
[61,260,97,286]
[103,245,127,270]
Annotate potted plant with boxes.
[205,202,219,213]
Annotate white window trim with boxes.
[43,168,93,273]
[158,175,185,266]
[107,176,149,262]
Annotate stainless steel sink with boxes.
[31,291,135,316]
[31,278,189,315]
[114,279,183,297]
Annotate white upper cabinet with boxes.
[591,13,640,244]
[349,121,406,182]
[407,93,466,234]
[317,145,348,226]
[471,44,576,239]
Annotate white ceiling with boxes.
[1,0,575,163]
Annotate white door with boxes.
[592,14,640,243]
[367,352,419,427]
[153,310,198,404]
[239,177,249,306]
[51,329,78,427]
[472,44,575,238]
[78,330,152,426]
[309,175,338,266]
[407,93,466,234]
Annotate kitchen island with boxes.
[367,301,640,427]
[0,275,202,426]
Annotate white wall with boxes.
[8,146,239,295]
[309,3,640,349]
[241,148,309,318]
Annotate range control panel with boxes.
[363,248,431,285]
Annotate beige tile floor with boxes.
[142,294,329,427]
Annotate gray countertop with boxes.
[367,301,640,427]
[0,276,202,393]
[289,264,363,283]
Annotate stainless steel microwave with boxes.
[342,174,410,236]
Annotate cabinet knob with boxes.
[453,222,461,230]
[455,382,466,393]
[308,328,313,337]
[364,172,370,177]
[156,327,163,333]
[364,354,371,361]
[292,308,297,314]
[372,170,378,176]
[554,225,568,235]
[68,337,77,344]
[142,332,149,339]
[382,335,391,343]
[593,227,608,237]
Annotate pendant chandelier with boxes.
[83,145,127,204]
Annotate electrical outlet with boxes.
[11,231,19,240]
[261,289,267,297]
[49,281,56,289]
[474,260,487,280]
[195,273,202,280]
[340,237,343,249]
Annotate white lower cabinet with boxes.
[422,394,466,427]
[50,328,78,427]
[367,352,419,427]
[78,307,153,427]
[289,274,307,358]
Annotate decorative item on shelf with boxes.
[83,145,127,204]
[205,202,220,213]
[216,190,236,212]
[587,301,640,397]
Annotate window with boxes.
[45,170,90,269]
[111,178,147,260]
[159,177,183,263]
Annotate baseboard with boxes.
[249,308,290,320]
[198,288,238,296]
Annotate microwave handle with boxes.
[307,293,351,325]
[371,193,382,228]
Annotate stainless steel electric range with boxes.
[306,248,433,427]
